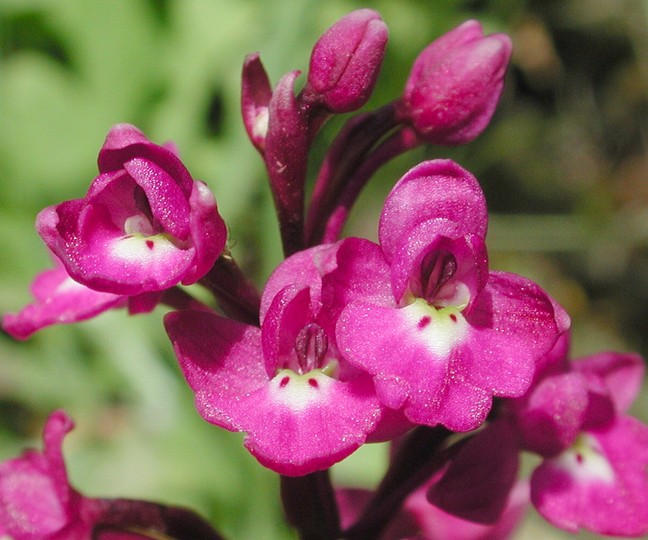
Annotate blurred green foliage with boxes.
[2,1,648,538]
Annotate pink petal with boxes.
[0,411,76,539]
[388,218,488,307]
[97,124,193,194]
[122,158,191,239]
[337,300,487,430]
[261,243,340,323]
[180,180,227,285]
[573,351,645,415]
[462,271,559,397]
[531,416,648,536]
[241,372,381,476]
[511,371,589,457]
[261,285,315,376]
[164,310,381,475]
[321,237,394,312]
[379,160,487,263]
[164,310,267,432]
[2,262,125,340]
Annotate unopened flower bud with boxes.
[399,20,512,145]
[303,9,388,113]
[241,53,273,152]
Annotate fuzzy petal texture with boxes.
[509,371,589,457]
[0,411,93,540]
[260,243,341,324]
[531,416,648,536]
[36,124,226,295]
[379,160,487,262]
[399,20,512,145]
[165,310,382,476]
[388,219,488,309]
[305,9,388,112]
[337,272,557,431]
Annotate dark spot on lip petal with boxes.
[308,378,319,388]
[279,376,290,388]
[146,240,155,250]
[418,316,431,329]
[450,314,457,322]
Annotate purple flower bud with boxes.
[241,52,272,152]
[303,9,388,113]
[399,20,512,145]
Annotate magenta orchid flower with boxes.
[0,410,96,539]
[508,348,648,536]
[331,160,562,431]
[0,410,224,539]
[36,124,227,296]
[165,244,386,476]
[398,20,512,145]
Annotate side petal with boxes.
[261,285,314,376]
[321,237,394,315]
[261,243,340,323]
[0,410,76,539]
[180,180,227,285]
[509,371,590,457]
[572,351,645,415]
[2,262,125,340]
[462,271,560,397]
[164,310,267,431]
[122,157,191,240]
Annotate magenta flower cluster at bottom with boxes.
[2,8,648,540]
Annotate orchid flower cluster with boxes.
[1,9,647,540]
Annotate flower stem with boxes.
[305,102,399,246]
[344,426,466,539]
[320,125,420,243]
[281,470,341,540]
[199,252,261,326]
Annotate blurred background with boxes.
[1,0,648,538]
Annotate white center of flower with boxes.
[111,233,178,262]
[402,298,468,357]
[269,369,334,410]
[553,433,615,484]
